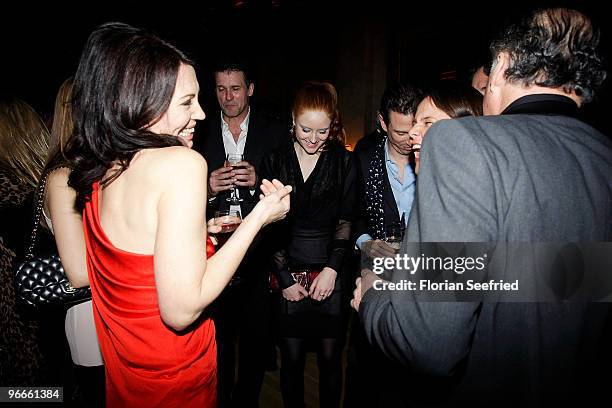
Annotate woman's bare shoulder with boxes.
[135,146,208,184]
[45,167,77,217]
[47,166,70,186]
[46,168,74,203]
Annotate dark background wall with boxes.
[2,0,610,146]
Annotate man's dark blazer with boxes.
[352,137,402,243]
[193,108,288,218]
[359,95,612,406]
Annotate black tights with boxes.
[279,337,343,408]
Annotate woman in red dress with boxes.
[61,22,291,407]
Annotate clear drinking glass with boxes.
[383,222,403,251]
[212,210,243,285]
[212,210,242,247]
[225,153,244,204]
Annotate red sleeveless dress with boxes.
[83,182,217,407]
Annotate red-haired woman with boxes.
[261,82,357,407]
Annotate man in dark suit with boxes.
[344,83,422,407]
[352,8,611,406]
[193,60,286,408]
[193,62,286,218]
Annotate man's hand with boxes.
[350,270,380,311]
[362,239,397,259]
[209,166,235,195]
[350,277,363,311]
[233,160,257,188]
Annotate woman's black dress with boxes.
[261,141,357,339]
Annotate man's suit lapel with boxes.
[243,110,259,161]
[373,141,401,224]
[209,114,226,169]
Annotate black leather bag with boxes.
[13,170,91,308]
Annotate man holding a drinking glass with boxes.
[345,83,422,407]
[353,83,422,268]
[193,59,286,408]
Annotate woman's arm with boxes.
[47,167,89,288]
[154,148,290,331]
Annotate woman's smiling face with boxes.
[148,63,205,148]
[294,110,331,155]
[409,96,451,174]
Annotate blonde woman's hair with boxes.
[0,98,50,188]
[47,78,74,169]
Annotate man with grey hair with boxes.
[352,8,611,406]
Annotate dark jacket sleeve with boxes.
[359,120,494,376]
[259,150,295,289]
[326,151,358,272]
[350,147,371,245]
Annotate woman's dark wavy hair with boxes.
[426,82,483,118]
[64,22,192,212]
[490,7,606,103]
[292,81,345,147]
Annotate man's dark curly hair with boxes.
[489,8,606,103]
[379,83,422,125]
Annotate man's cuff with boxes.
[356,234,373,250]
[359,281,389,315]
[250,173,259,196]
[207,183,218,198]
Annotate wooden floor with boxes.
[259,349,321,407]
[260,335,351,407]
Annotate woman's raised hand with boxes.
[256,178,292,226]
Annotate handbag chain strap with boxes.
[24,170,52,259]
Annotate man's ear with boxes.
[488,52,509,93]
[378,112,388,133]
[247,82,254,97]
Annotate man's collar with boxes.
[384,139,409,166]
[384,139,392,163]
[501,94,580,118]
[221,107,251,130]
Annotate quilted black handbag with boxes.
[13,170,91,308]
